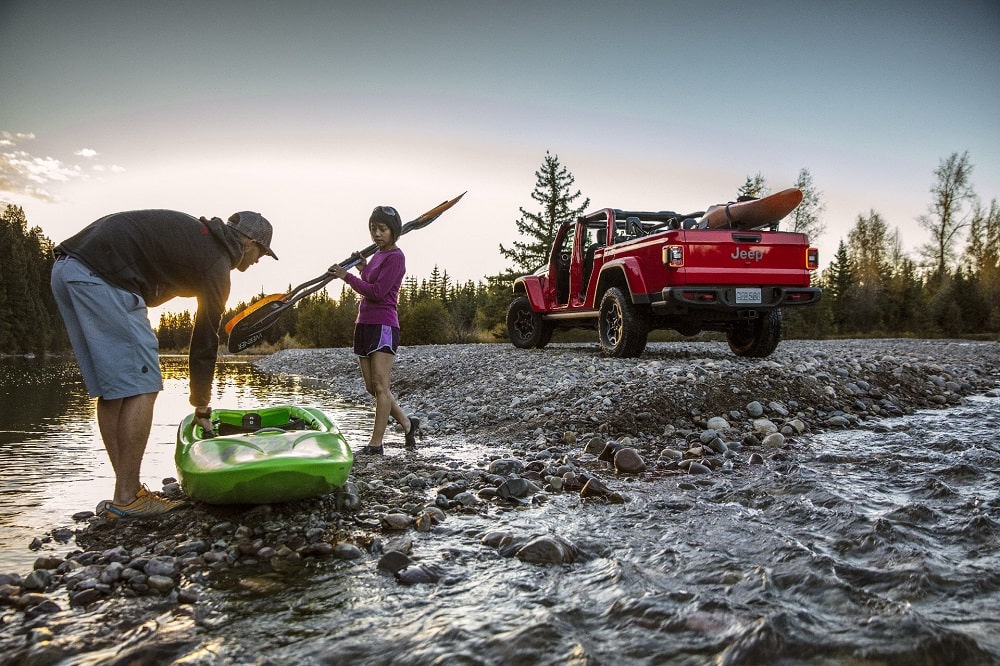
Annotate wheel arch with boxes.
[513,276,547,311]
[595,259,648,304]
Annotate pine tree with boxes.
[737,173,769,199]
[789,167,826,239]
[823,241,855,334]
[0,204,57,353]
[847,210,892,331]
[883,256,925,335]
[963,199,1000,331]
[499,151,590,274]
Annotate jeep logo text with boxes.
[731,248,764,262]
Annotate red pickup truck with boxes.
[506,201,821,358]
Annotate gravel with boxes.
[255,338,1000,447]
[2,338,997,661]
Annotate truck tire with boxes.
[727,308,782,358]
[598,287,648,357]
[507,296,553,349]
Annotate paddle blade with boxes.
[225,298,290,353]
[404,191,466,233]
[334,191,468,269]
[224,293,286,335]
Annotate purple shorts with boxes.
[353,323,399,356]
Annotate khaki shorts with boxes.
[51,256,162,400]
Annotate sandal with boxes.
[358,445,384,455]
[404,416,422,448]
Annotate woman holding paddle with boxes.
[327,205,421,455]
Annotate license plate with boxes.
[735,288,761,304]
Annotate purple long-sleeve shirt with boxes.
[343,248,405,327]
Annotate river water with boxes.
[0,356,373,574]
[1,356,998,664]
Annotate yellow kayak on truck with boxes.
[175,405,354,505]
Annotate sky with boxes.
[2,0,998,317]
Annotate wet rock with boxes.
[514,535,583,564]
[300,542,335,557]
[23,599,61,618]
[21,569,51,592]
[147,574,176,593]
[687,462,712,475]
[381,513,413,530]
[270,548,303,574]
[32,557,63,571]
[598,441,622,463]
[761,433,785,447]
[583,437,606,455]
[613,448,646,473]
[498,477,531,500]
[452,491,478,507]
[396,564,442,585]
[70,587,104,607]
[377,551,412,574]
[437,481,467,499]
[580,477,611,499]
[145,556,179,579]
[826,415,851,428]
[333,543,366,560]
[489,458,524,476]
[480,531,512,549]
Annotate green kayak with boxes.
[175,404,354,505]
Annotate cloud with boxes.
[0,132,123,202]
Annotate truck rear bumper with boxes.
[656,286,822,312]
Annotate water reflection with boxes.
[0,355,369,573]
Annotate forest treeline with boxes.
[2,150,998,356]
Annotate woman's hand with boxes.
[328,252,365,278]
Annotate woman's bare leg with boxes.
[360,351,409,447]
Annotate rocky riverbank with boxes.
[2,339,998,662]
[257,338,1000,446]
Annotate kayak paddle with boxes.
[225,191,466,353]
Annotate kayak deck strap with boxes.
[216,417,311,436]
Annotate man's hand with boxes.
[195,406,215,437]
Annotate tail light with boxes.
[806,247,819,270]
[663,245,684,268]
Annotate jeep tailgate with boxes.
[676,230,813,287]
